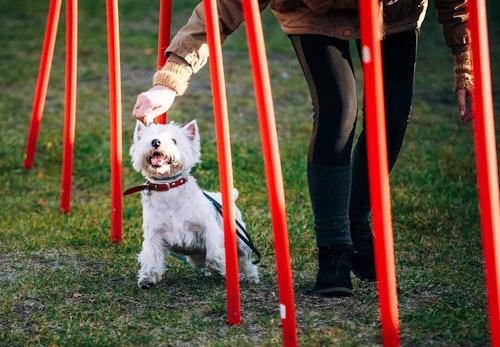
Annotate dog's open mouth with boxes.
[148,151,167,168]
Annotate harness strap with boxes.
[203,192,261,265]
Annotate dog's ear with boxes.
[184,120,199,141]
[134,120,146,142]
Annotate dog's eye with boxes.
[172,138,177,145]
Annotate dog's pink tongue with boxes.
[151,155,164,166]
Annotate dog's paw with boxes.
[206,260,226,278]
[240,272,260,284]
[207,267,225,278]
[137,271,162,289]
[238,262,260,284]
[138,279,154,289]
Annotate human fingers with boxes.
[132,86,176,124]
[133,102,165,124]
[457,89,473,124]
[457,89,467,117]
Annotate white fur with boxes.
[130,120,259,288]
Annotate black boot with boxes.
[313,244,354,297]
[351,222,376,282]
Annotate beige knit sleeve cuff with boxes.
[153,54,193,95]
[454,50,473,91]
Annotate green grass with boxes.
[1,1,499,346]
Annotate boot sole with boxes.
[352,255,376,282]
[314,286,354,297]
[352,269,376,282]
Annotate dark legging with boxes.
[291,30,418,229]
[290,30,418,168]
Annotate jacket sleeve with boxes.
[153,0,269,94]
[168,0,271,73]
[433,0,470,52]
[433,0,473,91]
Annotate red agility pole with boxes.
[157,0,171,70]
[242,0,298,345]
[203,0,242,325]
[60,0,78,213]
[23,0,62,169]
[155,0,172,125]
[106,0,123,242]
[23,1,123,240]
[359,0,400,346]
[467,1,500,345]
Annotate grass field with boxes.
[1,1,499,346]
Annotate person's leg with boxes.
[290,34,358,296]
[350,29,419,281]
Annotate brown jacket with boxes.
[154,0,471,94]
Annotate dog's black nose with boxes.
[151,139,161,149]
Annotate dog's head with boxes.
[130,120,201,179]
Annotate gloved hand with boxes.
[132,85,176,125]
[454,50,473,123]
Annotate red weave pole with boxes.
[467,1,500,345]
[359,1,400,346]
[60,0,78,213]
[203,0,241,325]
[23,0,62,169]
[106,0,123,242]
[155,0,172,125]
[242,0,297,345]
[157,0,171,70]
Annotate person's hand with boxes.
[132,85,176,125]
[453,50,473,124]
[457,88,473,124]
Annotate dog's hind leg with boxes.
[237,246,260,284]
[137,233,167,289]
[203,222,227,277]
[205,251,226,277]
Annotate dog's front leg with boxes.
[137,231,167,289]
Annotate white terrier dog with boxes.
[127,120,259,289]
